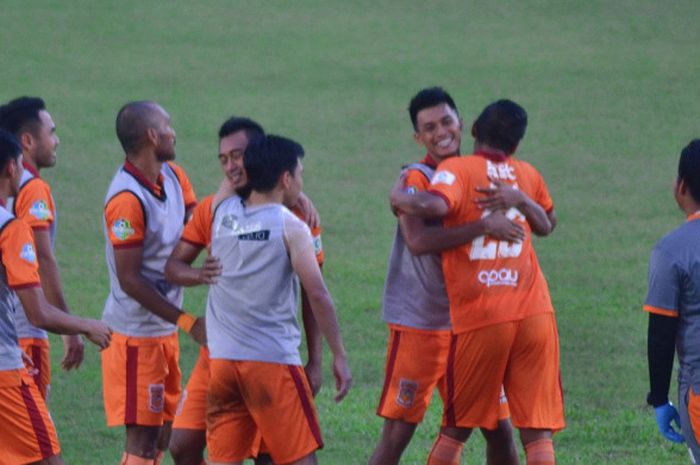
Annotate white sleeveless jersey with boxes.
[102,163,186,337]
[206,198,303,365]
[6,169,54,339]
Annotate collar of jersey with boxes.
[123,159,166,201]
[688,211,700,222]
[473,150,509,163]
[22,161,40,178]
[421,154,439,168]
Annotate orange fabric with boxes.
[524,438,555,465]
[207,359,322,464]
[173,346,210,430]
[0,218,41,289]
[403,166,432,193]
[121,452,155,465]
[689,387,700,447]
[377,327,452,423]
[426,433,464,465]
[290,205,324,266]
[13,177,54,230]
[167,162,197,209]
[0,369,60,463]
[105,191,146,247]
[176,313,197,333]
[444,313,565,431]
[428,154,555,333]
[101,332,181,427]
[181,195,214,247]
[18,338,51,400]
[643,304,678,318]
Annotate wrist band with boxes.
[177,312,197,333]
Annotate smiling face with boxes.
[413,103,463,164]
[218,130,250,189]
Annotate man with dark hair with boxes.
[101,101,203,465]
[205,134,351,465]
[0,129,111,465]
[0,96,84,400]
[369,88,521,465]
[645,139,700,462]
[166,116,325,465]
[391,99,565,465]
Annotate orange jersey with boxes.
[12,163,55,232]
[428,153,554,333]
[180,195,325,265]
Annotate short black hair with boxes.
[0,96,46,136]
[0,129,22,172]
[115,101,163,153]
[244,134,304,193]
[218,116,265,141]
[679,139,700,204]
[408,87,459,131]
[473,99,528,154]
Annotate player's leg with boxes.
[370,328,449,465]
[170,428,206,465]
[125,424,161,459]
[481,419,520,465]
[505,313,565,465]
[427,426,471,465]
[678,381,700,464]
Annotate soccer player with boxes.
[100,101,204,465]
[390,99,565,465]
[166,116,325,465]
[0,96,84,400]
[369,87,522,465]
[205,134,351,465]
[0,129,112,465]
[645,139,700,462]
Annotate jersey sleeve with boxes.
[14,178,54,230]
[181,195,213,247]
[168,162,197,209]
[644,245,680,317]
[403,169,431,193]
[0,219,41,289]
[428,160,463,215]
[105,191,146,248]
[290,206,324,265]
[529,165,554,213]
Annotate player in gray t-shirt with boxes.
[646,139,700,462]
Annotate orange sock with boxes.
[426,434,464,465]
[525,438,555,465]
[120,452,155,465]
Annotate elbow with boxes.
[117,274,140,297]
[164,259,176,283]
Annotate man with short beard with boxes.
[100,101,205,465]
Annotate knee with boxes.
[482,420,516,445]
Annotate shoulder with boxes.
[283,206,310,232]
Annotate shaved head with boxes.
[115,101,166,154]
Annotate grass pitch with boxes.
[2,1,700,463]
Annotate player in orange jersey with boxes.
[166,116,324,465]
[0,129,111,465]
[369,88,521,465]
[101,101,204,465]
[0,97,85,400]
[391,99,564,465]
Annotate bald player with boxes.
[0,129,111,465]
[0,96,84,400]
[100,101,203,465]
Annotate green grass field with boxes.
[2,1,700,463]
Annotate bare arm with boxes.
[15,286,111,349]
[399,211,525,255]
[475,180,553,236]
[294,192,320,229]
[287,220,351,402]
[164,241,221,287]
[115,246,206,345]
[301,284,323,396]
[33,229,85,370]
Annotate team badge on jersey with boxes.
[396,378,418,408]
[431,170,456,186]
[29,200,51,221]
[112,218,135,241]
[405,186,418,194]
[148,383,165,413]
[313,235,323,256]
[20,243,37,263]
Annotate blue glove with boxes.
[655,402,685,443]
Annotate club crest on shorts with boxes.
[148,383,165,413]
[396,378,418,408]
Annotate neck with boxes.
[247,189,284,207]
[473,142,508,158]
[127,152,162,183]
[23,156,40,175]
[0,181,13,204]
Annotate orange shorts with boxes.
[19,337,51,400]
[207,359,322,464]
[443,313,565,431]
[173,345,210,430]
[101,331,182,427]
[0,369,60,463]
[377,327,509,424]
